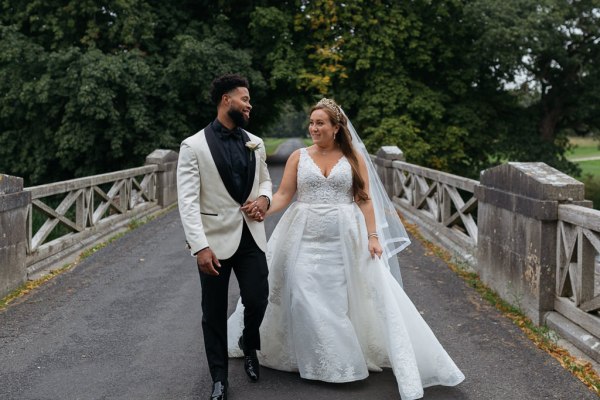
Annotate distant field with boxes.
[567,136,600,160]
[263,137,313,156]
[263,138,287,155]
[567,137,600,178]
[577,160,600,177]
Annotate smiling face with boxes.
[309,109,338,147]
[224,87,252,127]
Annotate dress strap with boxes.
[298,147,309,166]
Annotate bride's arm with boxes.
[356,154,383,258]
[265,149,300,216]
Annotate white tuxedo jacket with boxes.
[177,124,272,259]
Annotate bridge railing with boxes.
[2,145,600,363]
[25,165,159,272]
[373,147,600,363]
[373,147,478,262]
[0,149,178,296]
[555,204,600,338]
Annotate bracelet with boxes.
[259,195,271,210]
[368,232,379,239]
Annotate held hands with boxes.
[369,236,383,259]
[196,247,221,276]
[241,196,269,222]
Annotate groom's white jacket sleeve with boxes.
[255,142,273,204]
[177,142,209,255]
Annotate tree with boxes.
[0,1,287,184]
[462,0,600,174]
[253,0,598,177]
[274,0,519,176]
[468,0,600,139]
[3,0,596,184]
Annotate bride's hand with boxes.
[241,198,266,221]
[369,237,383,259]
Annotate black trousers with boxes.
[199,223,269,383]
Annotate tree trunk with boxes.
[539,92,563,142]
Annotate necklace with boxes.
[315,145,336,156]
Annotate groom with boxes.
[177,74,272,400]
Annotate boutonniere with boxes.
[245,141,261,161]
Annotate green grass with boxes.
[577,160,600,177]
[263,138,287,156]
[263,137,313,156]
[567,136,600,160]
[567,137,600,189]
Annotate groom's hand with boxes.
[196,247,221,276]
[241,198,268,221]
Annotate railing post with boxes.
[375,146,405,199]
[145,149,178,208]
[0,174,31,298]
[474,162,589,324]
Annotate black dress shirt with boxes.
[211,119,249,202]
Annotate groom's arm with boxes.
[177,141,209,255]
[257,138,272,201]
[241,138,272,221]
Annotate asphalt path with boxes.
[266,138,305,165]
[0,143,596,399]
[569,155,600,162]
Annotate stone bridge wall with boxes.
[374,146,600,363]
[0,150,178,299]
[2,145,600,363]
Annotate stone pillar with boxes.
[375,146,405,198]
[145,149,179,208]
[475,162,590,324]
[0,174,31,298]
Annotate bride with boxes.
[229,98,464,399]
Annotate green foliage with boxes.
[464,0,600,170]
[286,0,508,177]
[0,1,287,185]
[580,175,600,209]
[1,0,598,183]
[264,102,308,137]
[253,0,597,178]
[363,115,430,165]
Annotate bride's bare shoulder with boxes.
[288,149,302,164]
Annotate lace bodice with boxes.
[297,148,354,204]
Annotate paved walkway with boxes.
[266,138,305,164]
[0,141,596,399]
[568,155,600,162]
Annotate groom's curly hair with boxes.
[210,74,249,106]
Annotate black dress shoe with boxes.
[210,381,227,400]
[238,336,260,382]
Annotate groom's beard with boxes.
[228,107,249,128]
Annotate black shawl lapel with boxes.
[204,123,240,203]
[241,130,257,203]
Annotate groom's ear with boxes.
[220,94,228,106]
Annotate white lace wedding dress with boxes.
[228,148,464,399]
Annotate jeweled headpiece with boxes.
[316,98,342,123]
